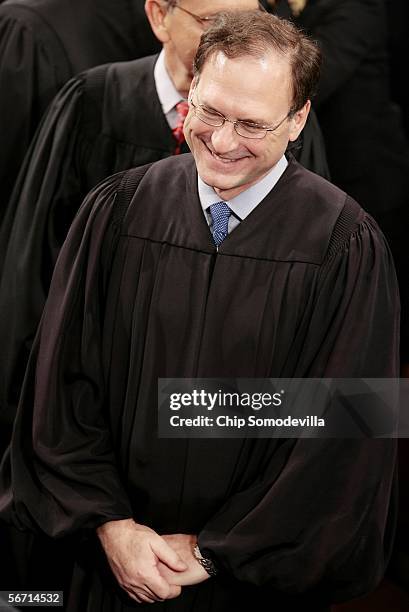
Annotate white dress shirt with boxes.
[198,155,288,234]
[154,50,186,129]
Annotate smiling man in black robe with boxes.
[0,10,399,612]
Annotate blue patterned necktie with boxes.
[209,201,231,246]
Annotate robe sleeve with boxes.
[198,211,399,601]
[0,172,139,537]
[0,7,70,217]
[0,76,84,437]
[297,0,383,107]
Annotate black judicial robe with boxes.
[387,0,409,139]
[284,0,409,213]
[0,155,399,611]
[0,54,328,448]
[287,0,409,360]
[0,0,160,219]
[0,55,175,447]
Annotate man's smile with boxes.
[200,138,252,166]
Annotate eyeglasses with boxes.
[173,5,218,29]
[173,2,267,29]
[189,97,294,140]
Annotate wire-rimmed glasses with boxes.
[189,97,293,139]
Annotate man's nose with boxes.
[211,120,239,154]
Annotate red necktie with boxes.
[172,101,189,155]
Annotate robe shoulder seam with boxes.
[115,165,155,226]
[324,196,363,261]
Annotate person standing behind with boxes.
[386,0,409,140]
[0,0,160,223]
[286,0,409,216]
[269,0,409,371]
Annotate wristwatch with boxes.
[193,544,218,577]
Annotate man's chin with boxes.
[201,173,239,193]
[196,163,239,190]
[200,172,251,200]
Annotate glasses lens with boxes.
[235,122,267,139]
[195,106,224,127]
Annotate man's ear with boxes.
[145,0,171,44]
[288,100,311,142]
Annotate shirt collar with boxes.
[154,49,184,115]
[198,155,288,220]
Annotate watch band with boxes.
[193,544,218,576]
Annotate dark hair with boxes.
[194,10,321,111]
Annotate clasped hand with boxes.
[97,519,209,604]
